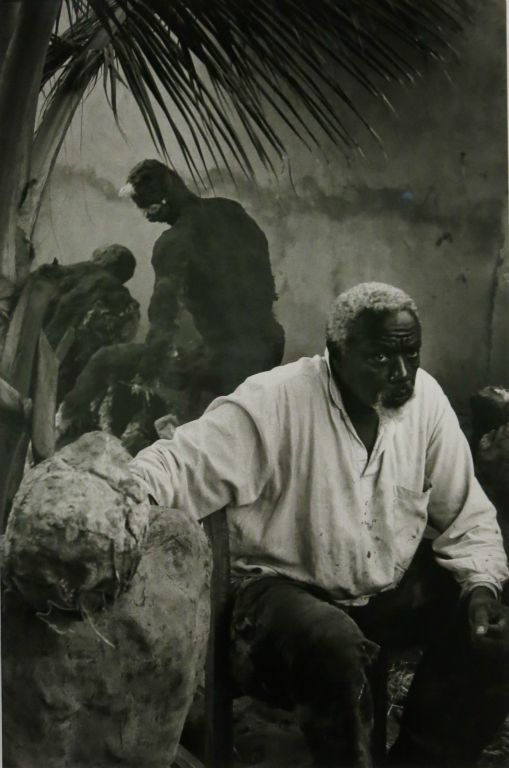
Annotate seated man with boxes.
[130,282,509,768]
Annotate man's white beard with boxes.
[373,391,415,425]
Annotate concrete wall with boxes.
[35,0,508,422]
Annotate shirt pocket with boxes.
[393,485,432,574]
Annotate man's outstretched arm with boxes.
[129,395,273,520]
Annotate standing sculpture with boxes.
[120,159,285,397]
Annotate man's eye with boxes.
[372,353,389,364]
[406,351,420,360]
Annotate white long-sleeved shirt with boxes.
[130,354,509,604]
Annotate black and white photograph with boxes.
[0,1,508,767]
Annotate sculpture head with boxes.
[119,159,196,224]
[92,244,136,284]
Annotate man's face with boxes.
[335,309,421,410]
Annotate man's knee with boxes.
[230,576,379,707]
[293,616,379,704]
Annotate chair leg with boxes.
[370,649,389,765]
[203,510,234,768]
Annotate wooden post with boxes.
[0,273,58,531]
[31,331,59,463]
[203,508,234,768]
[370,649,388,764]
[55,326,75,364]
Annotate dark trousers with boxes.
[229,542,509,767]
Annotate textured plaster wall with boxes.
[35,0,508,421]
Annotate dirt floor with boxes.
[183,652,509,768]
[229,656,509,768]
[232,698,509,768]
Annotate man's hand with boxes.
[468,586,509,655]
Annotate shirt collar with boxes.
[323,347,347,414]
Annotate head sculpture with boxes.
[119,159,196,224]
[326,282,421,413]
[92,244,136,284]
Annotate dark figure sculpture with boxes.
[40,245,145,452]
[119,159,285,396]
[39,245,140,401]
[472,386,509,560]
[471,385,509,459]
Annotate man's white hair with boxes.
[326,281,418,351]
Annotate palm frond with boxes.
[24,9,127,240]
[44,0,472,181]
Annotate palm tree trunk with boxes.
[0,1,61,527]
[0,0,61,286]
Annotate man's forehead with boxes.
[348,309,421,345]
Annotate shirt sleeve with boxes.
[129,388,275,520]
[425,385,509,596]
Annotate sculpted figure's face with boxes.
[334,309,421,411]
[119,164,181,223]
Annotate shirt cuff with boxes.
[129,464,158,503]
[460,581,500,601]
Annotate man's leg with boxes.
[349,542,509,767]
[387,601,509,767]
[230,576,380,768]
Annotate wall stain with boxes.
[52,163,504,256]
[52,164,121,201]
[436,232,453,247]
[485,230,506,382]
[202,172,504,242]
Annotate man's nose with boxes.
[389,356,409,383]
